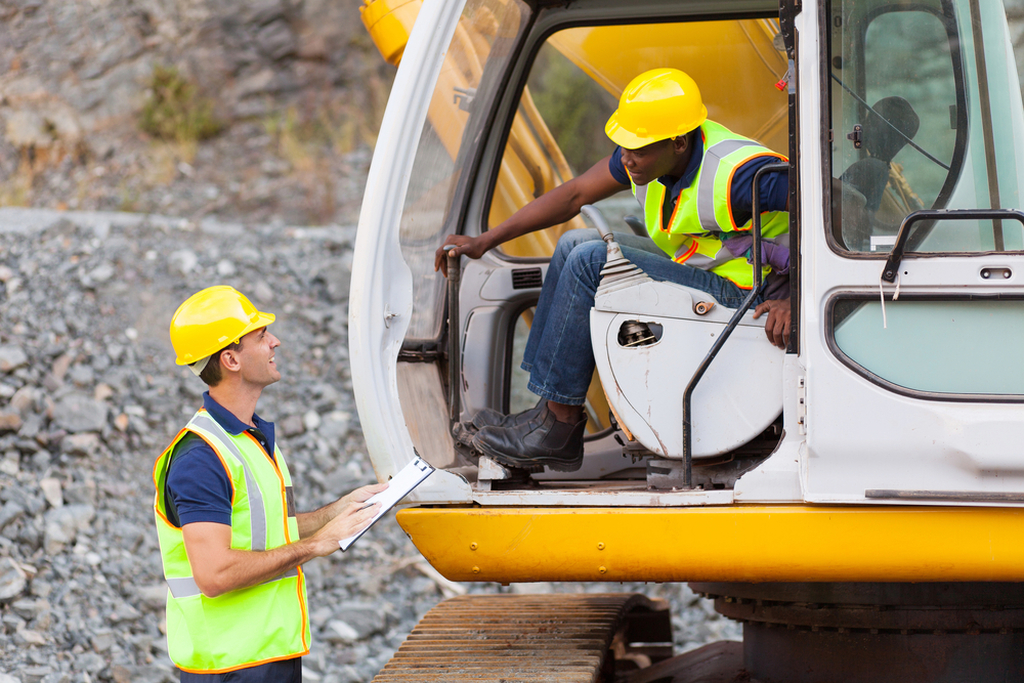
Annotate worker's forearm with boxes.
[484,181,590,249]
[200,537,322,597]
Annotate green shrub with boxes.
[139,66,223,143]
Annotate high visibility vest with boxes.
[629,120,789,289]
[152,409,310,674]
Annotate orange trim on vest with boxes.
[726,152,788,231]
[674,239,699,264]
[175,647,311,675]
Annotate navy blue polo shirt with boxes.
[608,131,789,226]
[164,392,278,528]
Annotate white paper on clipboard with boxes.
[339,455,434,551]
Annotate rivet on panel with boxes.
[472,566,480,574]
[597,542,605,550]
[598,566,607,574]
[470,542,478,551]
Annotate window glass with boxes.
[491,19,790,258]
[399,0,528,341]
[832,299,1024,395]
[830,1,962,252]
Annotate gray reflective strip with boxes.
[167,568,299,600]
[675,243,735,272]
[167,576,201,599]
[189,414,268,551]
[634,183,647,210]
[697,140,762,232]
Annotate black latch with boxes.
[847,124,863,149]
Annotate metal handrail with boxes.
[680,161,787,488]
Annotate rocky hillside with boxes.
[0,0,393,226]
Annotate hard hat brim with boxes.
[605,106,708,150]
[174,310,276,366]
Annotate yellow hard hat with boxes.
[605,68,708,150]
[169,286,275,366]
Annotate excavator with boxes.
[350,0,1024,679]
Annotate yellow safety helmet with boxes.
[605,68,708,150]
[169,285,275,368]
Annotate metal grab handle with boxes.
[680,161,787,488]
[881,209,1024,282]
[445,246,462,424]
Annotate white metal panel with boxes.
[350,0,473,503]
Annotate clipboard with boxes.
[339,455,434,551]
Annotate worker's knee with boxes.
[563,240,607,287]
[553,228,602,263]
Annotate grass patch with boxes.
[139,66,223,143]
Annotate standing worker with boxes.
[436,68,793,472]
[153,285,386,681]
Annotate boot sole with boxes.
[474,440,584,473]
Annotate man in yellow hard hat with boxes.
[434,68,792,472]
[153,285,387,681]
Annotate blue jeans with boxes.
[521,229,760,405]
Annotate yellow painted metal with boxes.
[397,505,1024,583]
[360,0,423,67]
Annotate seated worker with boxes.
[434,68,792,472]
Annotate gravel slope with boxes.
[0,208,738,683]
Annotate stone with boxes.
[52,394,107,433]
[43,504,95,554]
[168,249,198,274]
[0,345,27,373]
[280,414,305,437]
[9,386,38,414]
[334,602,386,640]
[316,261,352,303]
[61,433,101,457]
[303,410,321,431]
[39,478,63,509]
[136,584,167,610]
[255,18,297,60]
[21,666,53,683]
[67,364,95,387]
[63,480,97,506]
[319,411,350,442]
[0,451,18,476]
[216,259,236,276]
[324,619,359,644]
[13,628,46,646]
[91,631,116,652]
[0,499,25,532]
[0,412,23,432]
[0,674,20,683]
[0,557,28,601]
[11,597,48,619]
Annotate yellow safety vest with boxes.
[152,409,310,674]
[630,120,789,289]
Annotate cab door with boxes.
[802,0,1024,503]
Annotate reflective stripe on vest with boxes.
[152,409,310,673]
[629,120,789,289]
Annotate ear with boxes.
[218,348,242,374]
[672,135,689,155]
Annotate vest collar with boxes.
[201,392,276,454]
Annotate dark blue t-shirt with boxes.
[164,392,278,528]
[608,130,789,227]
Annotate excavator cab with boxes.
[352,0,1024,678]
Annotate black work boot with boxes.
[472,404,587,472]
[470,398,546,431]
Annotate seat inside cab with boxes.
[398,13,793,490]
